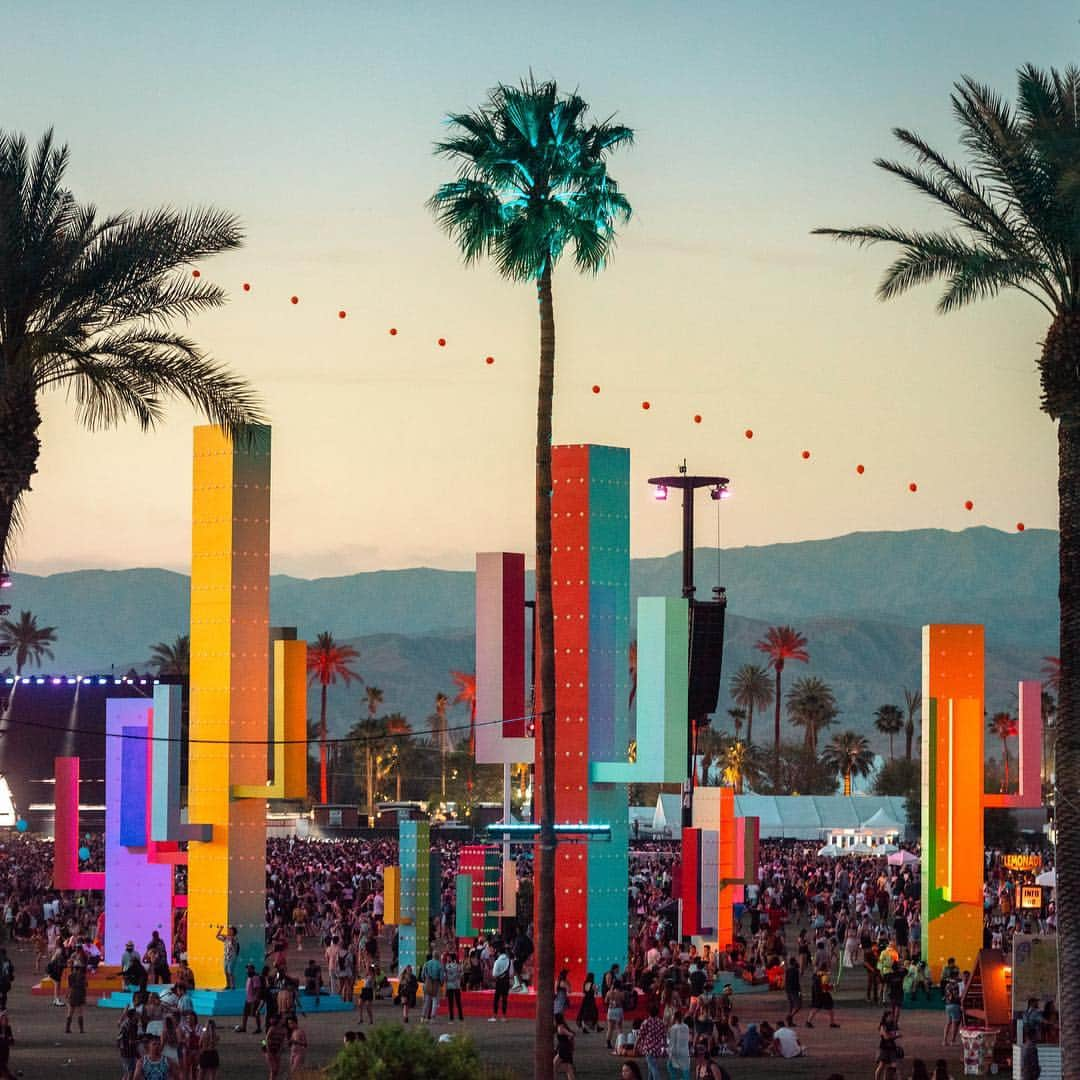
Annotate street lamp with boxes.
[647,460,731,844]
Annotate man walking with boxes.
[419,951,444,1022]
[489,948,511,1021]
[444,951,464,1022]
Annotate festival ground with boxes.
[5,943,968,1079]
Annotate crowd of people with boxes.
[0,831,1058,1077]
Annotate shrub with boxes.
[325,1025,515,1080]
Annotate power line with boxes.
[0,709,546,748]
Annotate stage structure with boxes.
[383,818,432,972]
[921,625,1043,975]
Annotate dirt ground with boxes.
[5,942,970,1079]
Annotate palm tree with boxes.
[754,626,809,785]
[0,610,56,674]
[723,740,767,794]
[432,691,450,799]
[785,675,837,753]
[148,635,190,676]
[429,78,633,1074]
[360,686,384,818]
[902,687,922,761]
[822,731,875,796]
[628,639,638,709]
[814,66,1080,1063]
[989,711,1019,793]
[730,663,774,748]
[874,704,906,760]
[727,707,746,740]
[450,670,477,757]
[306,632,361,804]
[0,130,263,572]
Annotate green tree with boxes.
[306,632,361,804]
[148,634,189,676]
[0,610,56,674]
[0,130,263,572]
[774,741,840,796]
[873,756,920,800]
[814,66,1080,1065]
[428,78,634,1076]
[729,663,774,748]
[786,675,837,753]
[903,687,921,761]
[874,703,906,759]
[822,730,875,796]
[989,711,1019,793]
[754,626,809,785]
[326,1024,514,1080]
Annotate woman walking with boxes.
[576,971,599,1033]
[806,963,838,1029]
[398,964,418,1023]
[197,1019,220,1080]
[65,958,87,1034]
[875,1009,903,1080]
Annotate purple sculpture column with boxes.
[104,699,173,965]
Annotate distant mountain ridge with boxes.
[4,528,1057,751]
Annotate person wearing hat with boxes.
[65,955,87,1034]
[235,963,263,1034]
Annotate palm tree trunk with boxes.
[366,745,374,820]
[319,684,328,804]
[746,704,753,748]
[904,721,913,761]
[1002,737,1010,793]
[1056,414,1080,1076]
[772,664,783,787]
[889,733,895,760]
[844,770,852,797]
[534,259,557,1080]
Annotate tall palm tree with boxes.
[874,704,906,760]
[360,686,384,818]
[822,731,875,796]
[306,632,361,805]
[989,711,1019,793]
[429,78,633,1073]
[785,675,837,753]
[814,66,1080,1063]
[432,691,450,799]
[902,687,922,761]
[450,670,477,757]
[754,626,809,785]
[148,634,190,677]
[729,663,774,748]
[0,610,56,674]
[0,130,263,572]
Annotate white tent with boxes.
[1036,868,1056,888]
[817,844,842,857]
[888,849,920,867]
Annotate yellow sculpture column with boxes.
[187,425,271,987]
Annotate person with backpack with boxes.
[942,976,962,1046]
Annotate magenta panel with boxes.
[53,757,105,892]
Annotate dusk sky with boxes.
[5,1,1076,576]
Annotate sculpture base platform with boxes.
[97,988,355,1016]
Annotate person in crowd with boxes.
[397,963,418,1023]
[198,1019,220,1080]
[553,1013,577,1078]
[772,1016,805,1058]
[444,950,464,1022]
[668,1009,692,1079]
[875,1009,902,1080]
[65,955,87,1034]
[490,948,511,1022]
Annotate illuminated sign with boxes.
[1020,886,1043,910]
[1002,854,1042,873]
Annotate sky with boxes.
[3,1,1076,576]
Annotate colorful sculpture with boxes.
[921,624,1043,975]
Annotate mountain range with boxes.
[3,527,1057,753]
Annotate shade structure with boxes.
[888,849,919,867]
[817,844,841,857]
[1036,868,1056,888]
